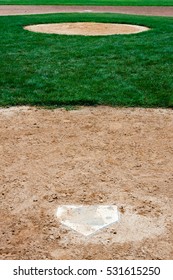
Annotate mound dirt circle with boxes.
[24,22,150,36]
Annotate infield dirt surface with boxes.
[24,22,150,36]
[1,106,173,259]
[0,5,173,16]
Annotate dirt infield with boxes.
[24,22,149,36]
[1,106,173,260]
[0,5,173,17]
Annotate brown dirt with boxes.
[0,106,173,260]
[24,22,149,36]
[0,5,173,17]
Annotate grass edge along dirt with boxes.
[0,0,173,6]
[0,13,173,109]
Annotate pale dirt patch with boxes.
[24,22,149,36]
[0,106,173,260]
[0,5,173,17]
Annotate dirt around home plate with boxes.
[0,106,173,260]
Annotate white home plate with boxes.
[56,205,119,236]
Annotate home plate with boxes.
[56,205,119,236]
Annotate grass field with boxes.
[0,13,173,108]
[0,0,173,6]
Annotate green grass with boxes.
[0,0,173,6]
[0,13,173,108]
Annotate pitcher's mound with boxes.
[24,22,150,36]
